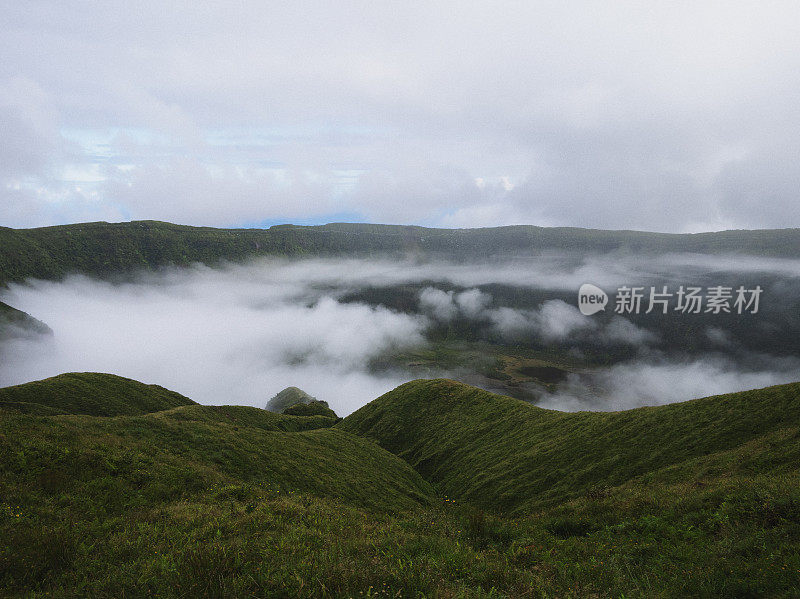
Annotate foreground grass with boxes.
[3,474,800,597]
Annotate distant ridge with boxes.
[2,219,800,286]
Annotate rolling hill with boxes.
[266,385,319,412]
[0,372,196,416]
[2,374,800,597]
[339,378,800,512]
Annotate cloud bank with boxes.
[0,264,426,415]
[537,356,800,412]
[1,254,797,414]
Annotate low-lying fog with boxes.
[1,255,799,415]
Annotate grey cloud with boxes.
[1,254,797,414]
[0,77,59,177]
[705,326,733,347]
[3,2,800,229]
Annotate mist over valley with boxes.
[3,248,798,415]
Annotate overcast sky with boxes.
[2,1,799,232]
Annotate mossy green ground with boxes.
[2,374,800,597]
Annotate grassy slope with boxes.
[2,375,800,596]
[156,403,338,431]
[0,300,51,337]
[0,373,439,596]
[339,378,800,513]
[2,220,800,286]
[0,407,433,515]
[0,372,196,416]
[283,401,339,418]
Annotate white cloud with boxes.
[418,287,458,321]
[454,288,491,318]
[489,300,595,342]
[538,357,800,412]
[418,286,492,321]
[0,263,427,415]
[601,316,658,346]
[2,254,797,414]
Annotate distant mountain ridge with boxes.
[2,219,800,286]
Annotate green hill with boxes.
[3,374,800,597]
[0,373,438,596]
[155,403,338,431]
[2,220,800,286]
[0,372,196,416]
[0,402,433,515]
[265,385,318,412]
[339,378,800,513]
[283,400,338,418]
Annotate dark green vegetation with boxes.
[341,379,800,512]
[0,374,436,597]
[162,404,338,432]
[377,340,584,402]
[0,372,195,417]
[266,386,319,412]
[283,400,339,419]
[266,387,339,418]
[0,300,51,339]
[2,220,800,286]
[2,374,800,597]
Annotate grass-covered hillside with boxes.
[283,401,339,419]
[0,372,196,416]
[156,403,339,432]
[340,378,800,512]
[2,219,800,286]
[0,300,52,339]
[266,385,319,412]
[3,374,800,597]
[0,373,436,596]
